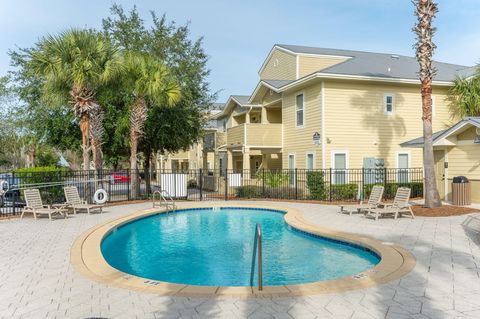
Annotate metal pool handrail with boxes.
[152,189,175,211]
[250,223,263,290]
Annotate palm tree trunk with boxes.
[130,132,139,199]
[79,114,90,171]
[422,81,441,207]
[129,95,148,199]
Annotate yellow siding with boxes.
[267,154,282,170]
[282,83,323,169]
[457,127,478,141]
[447,144,480,180]
[170,150,189,159]
[322,81,453,168]
[266,108,282,123]
[260,49,296,80]
[246,124,282,146]
[227,125,244,147]
[298,56,349,78]
[446,144,480,203]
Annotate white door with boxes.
[333,153,347,184]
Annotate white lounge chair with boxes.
[365,187,414,221]
[339,185,384,215]
[64,186,103,214]
[21,189,67,221]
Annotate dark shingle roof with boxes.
[263,79,295,88]
[277,44,475,82]
[231,95,250,105]
[401,117,480,147]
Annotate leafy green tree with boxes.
[102,5,215,154]
[28,29,124,171]
[449,73,480,118]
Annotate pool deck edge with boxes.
[70,203,416,298]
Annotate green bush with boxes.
[364,182,423,199]
[330,183,358,201]
[235,185,304,200]
[14,166,69,203]
[235,185,260,198]
[306,171,327,200]
[256,171,289,187]
[187,178,198,188]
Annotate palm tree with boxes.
[125,53,180,197]
[30,29,123,171]
[413,0,441,208]
[449,73,480,118]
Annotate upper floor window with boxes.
[296,93,304,127]
[384,94,394,115]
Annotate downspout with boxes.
[321,81,326,169]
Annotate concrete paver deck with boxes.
[1,201,479,319]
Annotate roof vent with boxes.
[391,55,400,59]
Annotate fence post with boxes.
[361,167,365,201]
[295,168,298,200]
[329,168,333,201]
[262,168,265,197]
[127,169,131,201]
[199,168,203,201]
[224,169,228,201]
[12,171,16,215]
[383,167,387,200]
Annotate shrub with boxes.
[306,171,327,200]
[364,182,423,200]
[256,170,289,187]
[236,185,260,198]
[187,178,198,188]
[330,183,358,201]
[235,185,304,200]
[14,166,69,203]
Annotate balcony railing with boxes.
[226,123,282,148]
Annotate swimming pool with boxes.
[101,207,380,286]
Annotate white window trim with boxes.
[288,153,296,186]
[331,150,349,184]
[295,92,305,128]
[395,151,411,182]
[306,152,315,170]
[384,93,395,115]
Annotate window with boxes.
[306,153,314,170]
[384,94,394,115]
[288,154,296,185]
[296,93,304,127]
[333,152,347,184]
[397,153,410,182]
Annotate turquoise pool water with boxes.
[101,207,380,286]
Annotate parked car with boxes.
[110,172,131,183]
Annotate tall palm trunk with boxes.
[130,95,148,199]
[71,86,97,171]
[414,0,441,208]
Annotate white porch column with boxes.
[243,147,250,180]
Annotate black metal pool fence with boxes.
[0,167,424,215]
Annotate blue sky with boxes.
[1,0,479,102]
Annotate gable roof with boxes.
[401,117,480,148]
[259,44,475,85]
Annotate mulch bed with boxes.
[411,205,479,217]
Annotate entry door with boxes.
[433,150,445,200]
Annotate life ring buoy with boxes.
[93,189,108,204]
[0,180,8,195]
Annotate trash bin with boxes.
[452,176,471,206]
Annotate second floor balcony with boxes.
[226,123,282,148]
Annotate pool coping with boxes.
[70,203,416,298]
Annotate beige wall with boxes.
[246,124,282,147]
[281,83,323,169]
[322,81,453,169]
[260,49,296,80]
[298,56,349,78]
[266,108,282,123]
